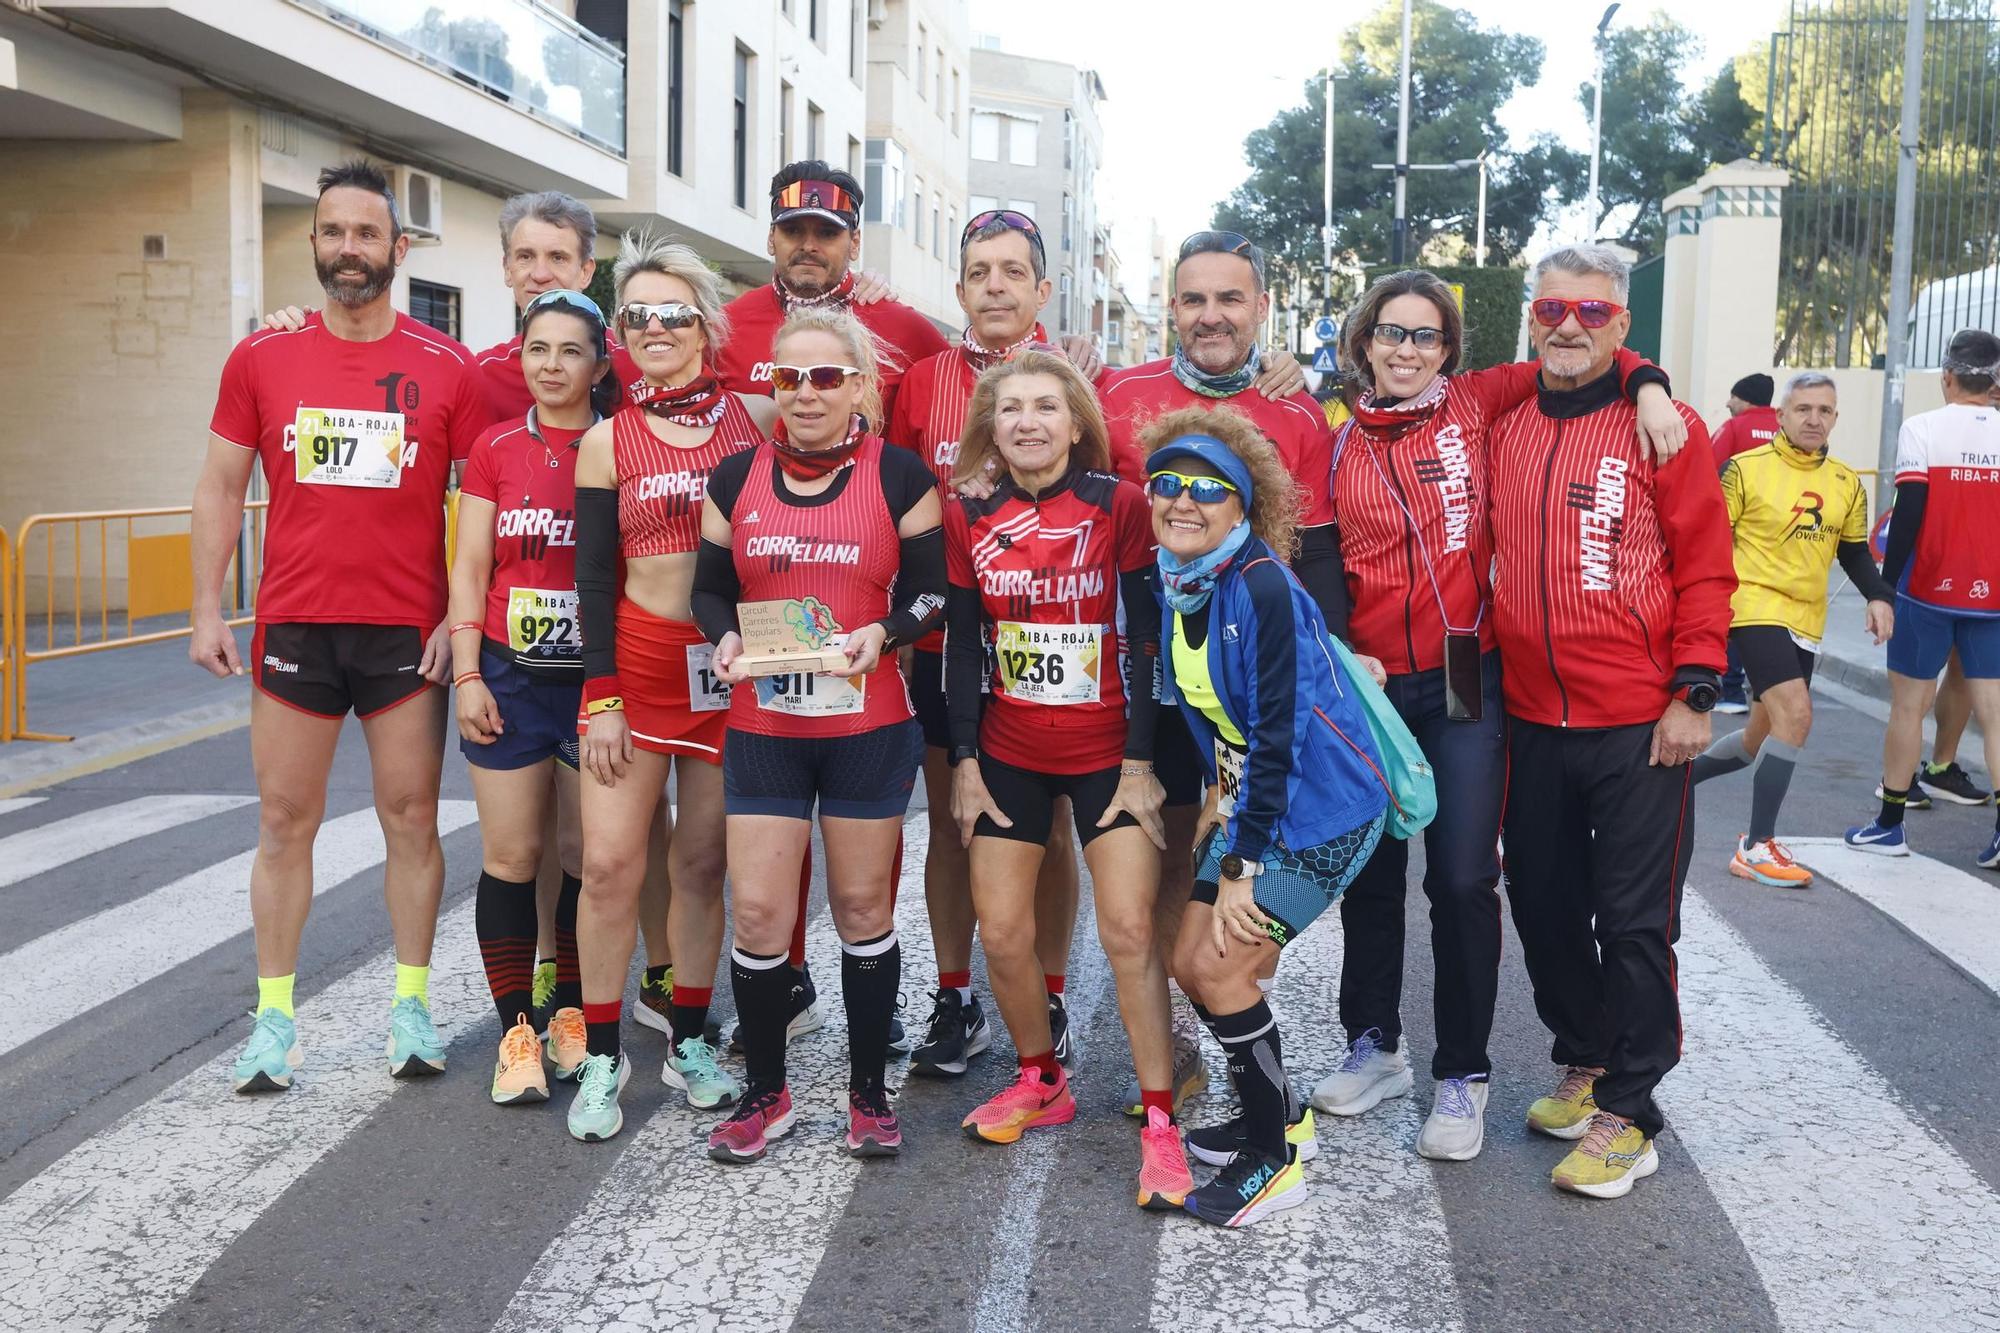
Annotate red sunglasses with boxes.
[1530,298,1626,329]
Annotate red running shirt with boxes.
[475,333,642,420]
[712,286,950,429]
[459,412,588,673]
[614,396,766,558]
[885,344,985,652]
[209,312,495,627]
[946,470,1154,773]
[1894,402,2000,614]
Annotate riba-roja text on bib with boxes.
[994,621,1104,705]
[505,588,578,658]
[294,407,405,488]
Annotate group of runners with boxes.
[189,151,2000,1231]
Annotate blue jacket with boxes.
[1161,538,1389,862]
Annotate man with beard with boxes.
[190,161,497,1094]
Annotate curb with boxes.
[0,698,251,797]
[1817,645,1891,704]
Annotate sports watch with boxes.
[1219,853,1263,881]
[1674,680,1719,713]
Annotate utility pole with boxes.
[1586,4,1620,240]
[1879,0,1927,513]
[1323,71,1337,311]
[1391,0,1412,264]
[1475,151,1488,268]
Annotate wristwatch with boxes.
[1674,680,1719,713]
[949,745,979,766]
[1219,853,1263,881]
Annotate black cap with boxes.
[770,160,863,231]
[1730,374,1774,406]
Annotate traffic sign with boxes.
[1311,346,1339,373]
[1314,316,1339,343]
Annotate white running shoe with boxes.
[1311,1028,1412,1116]
[1415,1077,1489,1160]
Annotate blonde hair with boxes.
[952,350,1111,488]
[613,227,732,358]
[773,307,886,430]
[1136,406,1300,557]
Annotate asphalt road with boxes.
[1,677,1998,1332]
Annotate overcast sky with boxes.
[969,0,1788,277]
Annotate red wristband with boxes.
[449,621,482,637]
[584,673,623,705]
[453,671,483,687]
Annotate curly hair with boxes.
[773,306,886,429]
[952,350,1111,487]
[1136,406,1300,557]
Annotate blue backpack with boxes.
[1318,631,1437,840]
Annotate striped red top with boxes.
[885,345,983,652]
[613,396,764,558]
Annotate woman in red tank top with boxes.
[689,308,946,1164]
[564,231,777,1142]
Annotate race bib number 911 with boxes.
[994,622,1103,705]
[294,407,405,488]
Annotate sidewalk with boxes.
[1817,584,1897,700]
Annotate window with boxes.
[850,0,862,80]
[1107,319,1122,348]
[950,69,960,135]
[1063,110,1074,170]
[864,138,906,228]
[934,50,944,109]
[409,279,461,341]
[808,102,824,161]
[780,0,794,19]
[1059,273,1072,331]
[1008,117,1037,167]
[932,194,943,258]
[809,0,821,43]
[912,173,925,247]
[733,47,751,209]
[848,135,862,178]
[779,81,794,168]
[1062,192,1073,251]
[970,111,1000,162]
[970,194,1000,216]
[946,205,957,255]
[916,26,928,96]
[666,0,684,176]
[1007,198,1037,220]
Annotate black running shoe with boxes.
[1048,993,1076,1068]
[1183,1105,1320,1168]
[912,988,993,1076]
[1923,761,1992,805]
[1183,1146,1307,1228]
[728,965,826,1052]
[888,992,912,1057]
[1877,780,1934,811]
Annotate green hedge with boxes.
[1361,265,1525,372]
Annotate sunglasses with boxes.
[1147,471,1240,505]
[526,289,606,321]
[773,178,860,217]
[1177,229,1266,281]
[769,363,863,392]
[619,301,703,331]
[1530,298,1626,329]
[1371,323,1447,350]
[962,209,1046,256]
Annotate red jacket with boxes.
[1709,404,1779,473]
[1488,375,1735,728]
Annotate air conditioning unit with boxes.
[867,0,886,26]
[395,166,444,244]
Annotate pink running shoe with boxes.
[708,1085,795,1164]
[1138,1107,1195,1210]
[846,1085,902,1158]
[962,1064,1076,1144]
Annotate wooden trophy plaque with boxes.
[734,597,852,677]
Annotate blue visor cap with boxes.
[1146,434,1256,511]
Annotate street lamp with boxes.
[1322,72,1345,312]
[1391,0,1414,264]
[1586,3,1621,241]
[1370,153,1488,266]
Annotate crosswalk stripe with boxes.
[1149,908,1467,1332]
[1668,891,2000,1328]
[496,817,939,1333]
[1786,836,2000,999]
[0,797,47,819]
[0,801,478,1063]
[0,894,490,1329]
[0,794,257,890]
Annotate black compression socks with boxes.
[553,872,584,1012]
[1205,1000,1288,1158]
[474,871,538,1027]
[1878,785,1910,829]
[731,947,794,1091]
[841,929,902,1090]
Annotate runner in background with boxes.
[1710,373,1778,714]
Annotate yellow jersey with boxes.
[1171,611,1247,746]
[1720,435,1870,644]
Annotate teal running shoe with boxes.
[386,995,446,1077]
[664,1036,742,1110]
[232,1008,302,1093]
[531,959,557,1013]
[568,1051,632,1142]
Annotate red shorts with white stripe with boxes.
[580,600,729,764]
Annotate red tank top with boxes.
[614,396,764,557]
[728,435,913,737]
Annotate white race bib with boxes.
[994,621,1104,705]
[294,407,405,488]
[1215,739,1247,820]
[685,642,733,712]
[506,588,579,658]
[755,636,865,716]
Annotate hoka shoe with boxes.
[1184,1105,1320,1169]
[1526,1065,1603,1139]
[1184,1146,1308,1228]
[544,1006,587,1081]
[491,1015,549,1105]
[386,995,446,1078]
[1416,1077,1489,1161]
[709,1085,796,1164]
[634,965,674,1034]
[663,1036,741,1110]
[846,1085,902,1158]
[1844,820,1909,857]
[1551,1111,1659,1199]
[1138,1107,1196,1211]
[1311,1029,1412,1116]
[566,1051,631,1143]
[963,1066,1077,1144]
[911,988,992,1077]
[1049,993,1076,1068]
[1731,836,1814,888]
[1922,761,1991,805]
[1122,1033,1209,1117]
[531,959,557,1013]
[232,1008,302,1094]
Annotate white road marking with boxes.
[1150,910,1467,1333]
[0,797,47,819]
[0,893,489,1332]
[496,817,938,1333]
[0,793,256,890]
[1786,837,2000,999]
[0,802,477,1061]
[1668,892,2000,1332]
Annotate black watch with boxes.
[1675,680,1719,713]
[950,745,979,765]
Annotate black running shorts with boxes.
[252,622,432,719]
[972,754,1135,848]
[723,719,923,820]
[1729,624,1817,701]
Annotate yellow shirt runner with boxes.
[1720,435,1870,644]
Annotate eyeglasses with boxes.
[1146,471,1240,505]
[526,289,606,322]
[962,209,1046,259]
[1529,298,1626,329]
[1177,230,1266,282]
[772,178,860,218]
[619,301,703,331]
[769,363,863,392]
[1371,323,1447,350]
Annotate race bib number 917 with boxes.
[506,588,578,658]
[994,621,1103,705]
[294,407,404,488]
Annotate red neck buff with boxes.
[962,322,1049,373]
[771,413,866,480]
[1349,374,1450,441]
[633,374,727,427]
[774,270,857,314]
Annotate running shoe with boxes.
[888,991,912,1057]
[963,1066,1077,1144]
[1551,1111,1658,1199]
[1183,1146,1308,1228]
[544,1006,587,1081]
[709,1085,796,1164]
[1311,1029,1412,1116]
[566,1051,631,1143]
[1183,1105,1320,1169]
[1978,828,2000,871]
[231,1008,302,1094]
[846,1085,902,1158]
[1136,1107,1196,1210]
[1526,1064,1602,1139]
[634,964,674,1035]
[663,1035,741,1110]
[1730,836,1814,888]
[728,967,825,1052]
[911,988,992,1077]
[531,960,557,1013]
[1923,761,1991,805]
[1416,1077,1489,1161]
[491,1015,549,1106]
[1874,782,1933,811]
[386,995,446,1078]
[1122,1033,1209,1117]
[1843,820,1910,856]
[1048,993,1075,1068]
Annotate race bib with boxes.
[685,642,732,712]
[506,588,579,658]
[1214,739,1247,820]
[755,636,865,717]
[1789,629,1823,656]
[994,621,1104,705]
[294,407,404,488]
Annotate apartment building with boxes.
[967,43,1104,343]
[860,0,970,329]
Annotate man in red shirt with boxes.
[190,161,497,1094]
[1487,244,1734,1200]
[1708,373,1778,473]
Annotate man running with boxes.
[191,161,496,1092]
[1691,372,1893,886]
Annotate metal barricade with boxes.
[1,526,11,743]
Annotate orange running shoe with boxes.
[544,1006,587,1081]
[1730,836,1814,889]
[1138,1107,1195,1210]
[491,1015,549,1105]
[962,1065,1076,1144]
